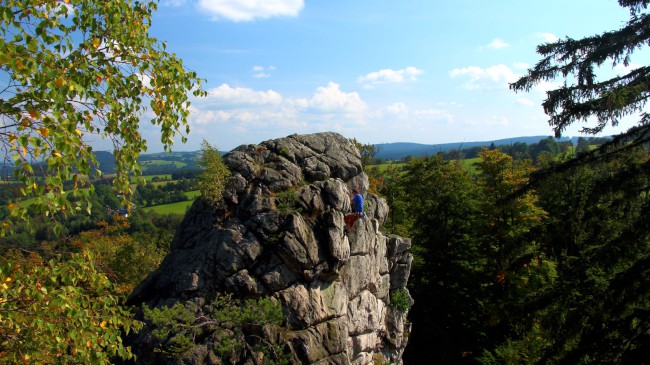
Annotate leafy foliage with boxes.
[352,138,380,167]
[275,189,302,216]
[0,250,142,363]
[141,294,287,363]
[390,288,412,312]
[0,0,205,229]
[198,139,231,206]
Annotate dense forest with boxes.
[371,144,650,363]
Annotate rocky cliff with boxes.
[127,132,413,364]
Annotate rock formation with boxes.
[127,132,413,364]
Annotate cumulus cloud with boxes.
[482,38,510,50]
[449,64,519,90]
[197,0,304,21]
[357,67,423,89]
[305,82,367,114]
[536,32,559,43]
[188,82,367,133]
[203,84,282,107]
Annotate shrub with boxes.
[390,288,411,312]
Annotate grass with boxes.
[141,200,194,215]
[140,174,172,182]
[141,160,187,168]
[139,191,200,215]
[184,190,200,199]
[459,157,481,175]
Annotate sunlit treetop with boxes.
[0,0,206,231]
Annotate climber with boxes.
[344,187,364,231]
[352,188,364,218]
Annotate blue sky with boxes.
[141,0,646,152]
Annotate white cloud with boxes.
[197,0,304,21]
[306,82,367,114]
[252,65,275,78]
[188,82,367,135]
[204,84,282,106]
[536,32,559,43]
[357,67,423,89]
[483,38,509,50]
[449,64,519,90]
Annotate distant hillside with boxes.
[375,136,578,160]
[93,151,117,174]
[92,150,223,175]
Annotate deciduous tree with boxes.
[198,139,230,206]
[0,0,205,229]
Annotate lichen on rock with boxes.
[126,132,412,364]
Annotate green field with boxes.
[140,174,172,182]
[460,157,481,174]
[139,190,200,215]
[141,200,194,214]
[141,160,187,168]
[184,190,200,199]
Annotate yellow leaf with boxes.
[86,340,92,348]
[1,283,7,290]
[22,146,27,156]
[75,129,82,137]
[53,151,62,158]
[92,38,101,49]
[100,321,107,328]
[4,278,10,283]
[8,133,16,144]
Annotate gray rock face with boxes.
[127,132,412,364]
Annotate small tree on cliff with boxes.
[198,139,230,206]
